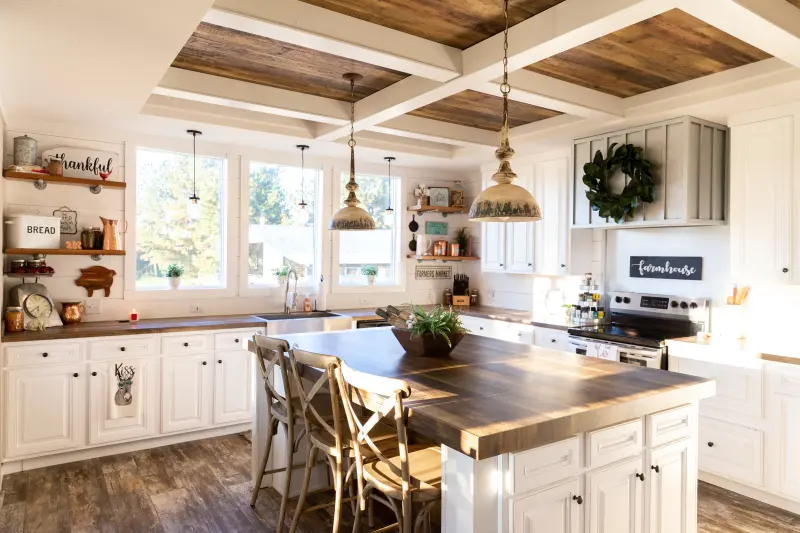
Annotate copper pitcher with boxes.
[99,217,124,250]
[59,302,84,325]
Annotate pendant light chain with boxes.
[500,0,511,148]
[385,156,395,214]
[297,145,308,209]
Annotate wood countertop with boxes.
[278,328,715,460]
[2,315,266,342]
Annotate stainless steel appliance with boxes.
[356,319,391,329]
[567,291,710,369]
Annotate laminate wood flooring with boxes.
[0,433,797,532]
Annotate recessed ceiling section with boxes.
[787,0,800,7]
[172,22,409,102]
[525,9,771,98]
[408,90,562,132]
[297,0,567,49]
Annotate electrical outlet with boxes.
[84,300,102,315]
[190,304,202,313]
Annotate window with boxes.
[248,162,320,287]
[135,148,226,290]
[337,173,401,286]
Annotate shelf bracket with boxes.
[90,254,103,261]
[442,213,448,218]
[32,253,46,260]
[89,184,103,194]
[33,179,47,190]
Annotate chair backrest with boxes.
[288,348,345,452]
[338,362,412,488]
[252,334,292,416]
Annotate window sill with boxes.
[331,284,406,294]
[125,287,235,300]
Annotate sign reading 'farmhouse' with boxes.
[41,147,118,180]
[630,256,703,280]
[414,265,452,280]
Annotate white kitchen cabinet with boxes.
[481,209,507,272]
[534,327,571,351]
[699,416,763,487]
[88,358,156,445]
[586,456,644,533]
[213,349,253,425]
[534,157,570,275]
[647,438,694,533]
[730,115,796,284]
[506,221,535,273]
[161,353,214,433]
[772,393,800,500]
[511,478,581,533]
[459,315,534,344]
[6,364,85,458]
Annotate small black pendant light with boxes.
[384,156,396,216]
[187,129,202,220]
[296,144,309,226]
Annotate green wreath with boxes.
[582,143,655,223]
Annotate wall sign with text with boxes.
[629,256,703,280]
[414,265,453,280]
[41,147,118,180]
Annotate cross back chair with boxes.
[338,363,442,533]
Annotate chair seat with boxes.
[363,446,442,501]
[308,418,397,458]
[270,393,334,424]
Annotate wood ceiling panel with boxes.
[408,90,562,131]
[787,0,800,7]
[172,23,409,102]
[298,0,567,49]
[526,9,771,98]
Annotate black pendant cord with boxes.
[297,145,309,208]
[385,156,396,213]
[187,129,202,203]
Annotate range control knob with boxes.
[670,301,679,308]
[689,302,698,309]
[615,296,623,303]
[623,297,631,304]
[680,302,689,309]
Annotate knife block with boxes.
[453,295,470,306]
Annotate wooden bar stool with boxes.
[338,363,442,533]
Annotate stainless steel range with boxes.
[567,291,710,369]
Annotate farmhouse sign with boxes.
[41,147,118,180]
[630,256,703,281]
[414,265,453,280]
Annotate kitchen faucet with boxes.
[284,268,299,314]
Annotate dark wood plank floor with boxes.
[0,433,797,532]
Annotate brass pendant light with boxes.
[329,73,376,231]
[468,0,542,223]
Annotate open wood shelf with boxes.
[4,248,125,256]
[407,205,467,215]
[4,272,54,278]
[407,254,479,261]
[3,170,126,189]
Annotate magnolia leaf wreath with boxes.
[582,143,655,223]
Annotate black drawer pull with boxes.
[202,361,207,366]
[42,352,48,358]
[91,372,97,377]
[551,339,556,343]
[651,465,660,474]
[572,495,583,505]
[707,442,714,447]
[783,268,790,273]
[636,473,645,481]
[218,359,222,364]
[235,338,240,343]
[184,342,189,347]
[120,347,126,352]
[73,373,79,378]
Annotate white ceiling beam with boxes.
[510,114,589,142]
[206,0,461,82]
[368,115,498,148]
[679,0,800,69]
[346,131,455,160]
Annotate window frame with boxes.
[329,164,406,294]
[124,139,237,300]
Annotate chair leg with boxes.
[332,455,345,533]
[289,446,318,533]
[277,421,296,532]
[367,494,375,528]
[250,417,277,507]
[401,494,412,533]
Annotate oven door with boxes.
[568,336,663,369]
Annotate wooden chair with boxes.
[338,363,442,533]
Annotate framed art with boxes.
[428,187,450,207]
[450,189,464,207]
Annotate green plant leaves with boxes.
[408,304,468,348]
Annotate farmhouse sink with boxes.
[252,312,352,335]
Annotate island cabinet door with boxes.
[161,354,213,434]
[213,349,253,425]
[586,456,644,533]
[6,364,85,458]
[88,358,156,445]
[647,439,694,533]
[511,478,581,533]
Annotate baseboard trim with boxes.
[699,471,800,515]
[1,423,250,479]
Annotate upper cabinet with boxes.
[572,116,728,229]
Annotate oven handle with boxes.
[568,336,661,356]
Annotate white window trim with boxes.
[238,153,324,298]
[329,164,406,294]
[124,140,238,300]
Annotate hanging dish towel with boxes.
[109,361,138,419]
[586,342,619,362]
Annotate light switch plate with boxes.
[84,300,102,315]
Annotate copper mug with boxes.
[59,302,85,325]
[46,157,63,176]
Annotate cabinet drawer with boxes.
[534,327,570,351]
[5,342,81,367]
[769,363,800,397]
[460,316,495,337]
[699,416,763,486]
[88,336,156,360]
[509,436,580,494]
[161,333,214,355]
[586,419,643,469]
[647,405,693,448]
[671,357,762,419]
[214,330,258,351]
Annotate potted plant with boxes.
[455,227,469,256]
[361,265,378,285]
[392,305,469,357]
[166,264,184,290]
[272,265,290,286]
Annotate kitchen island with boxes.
[254,328,715,533]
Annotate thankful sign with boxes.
[41,147,117,180]
[629,256,702,280]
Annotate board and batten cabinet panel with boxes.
[161,353,214,434]
[572,117,727,229]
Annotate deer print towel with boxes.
[109,362,138,419]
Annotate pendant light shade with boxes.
[468,0,541,223]
[330,73,376,231]
[187,129,202,220]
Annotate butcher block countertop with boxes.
[1,314,266,342]
[277,328,715,460]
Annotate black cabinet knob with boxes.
[91,372,97,377]
[202,361,207,366]
[499,263,504,267]
[783,268,790,273]
[707,442,714,447]
[636,473,645,481]
[184,342,189,347]
[551,339,556,343]
[479,327,484,331]
[218,359,222,364]
[651,465,660,473]
[120,347,126,352]
[561,264,566,268]
[235,338,240,343]
[528,263,532,267]
[572,495,583,505]
[73,373,79,378]
[42,352,48,358]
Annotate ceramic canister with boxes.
[13,135,37,166]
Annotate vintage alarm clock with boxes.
[7,282,62,329]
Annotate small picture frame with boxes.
[450,189,464,207]
[428,187,450,207]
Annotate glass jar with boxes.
[10,259,26,274]
[5,307,24,333]
[25,259,44,273]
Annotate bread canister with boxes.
[4,214,61,249]
[13,135,37,166]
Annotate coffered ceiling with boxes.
[526,9,771,98]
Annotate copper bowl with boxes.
[391,327,465,357]
[59,301,84,325]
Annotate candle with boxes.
[130,309,139,322]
